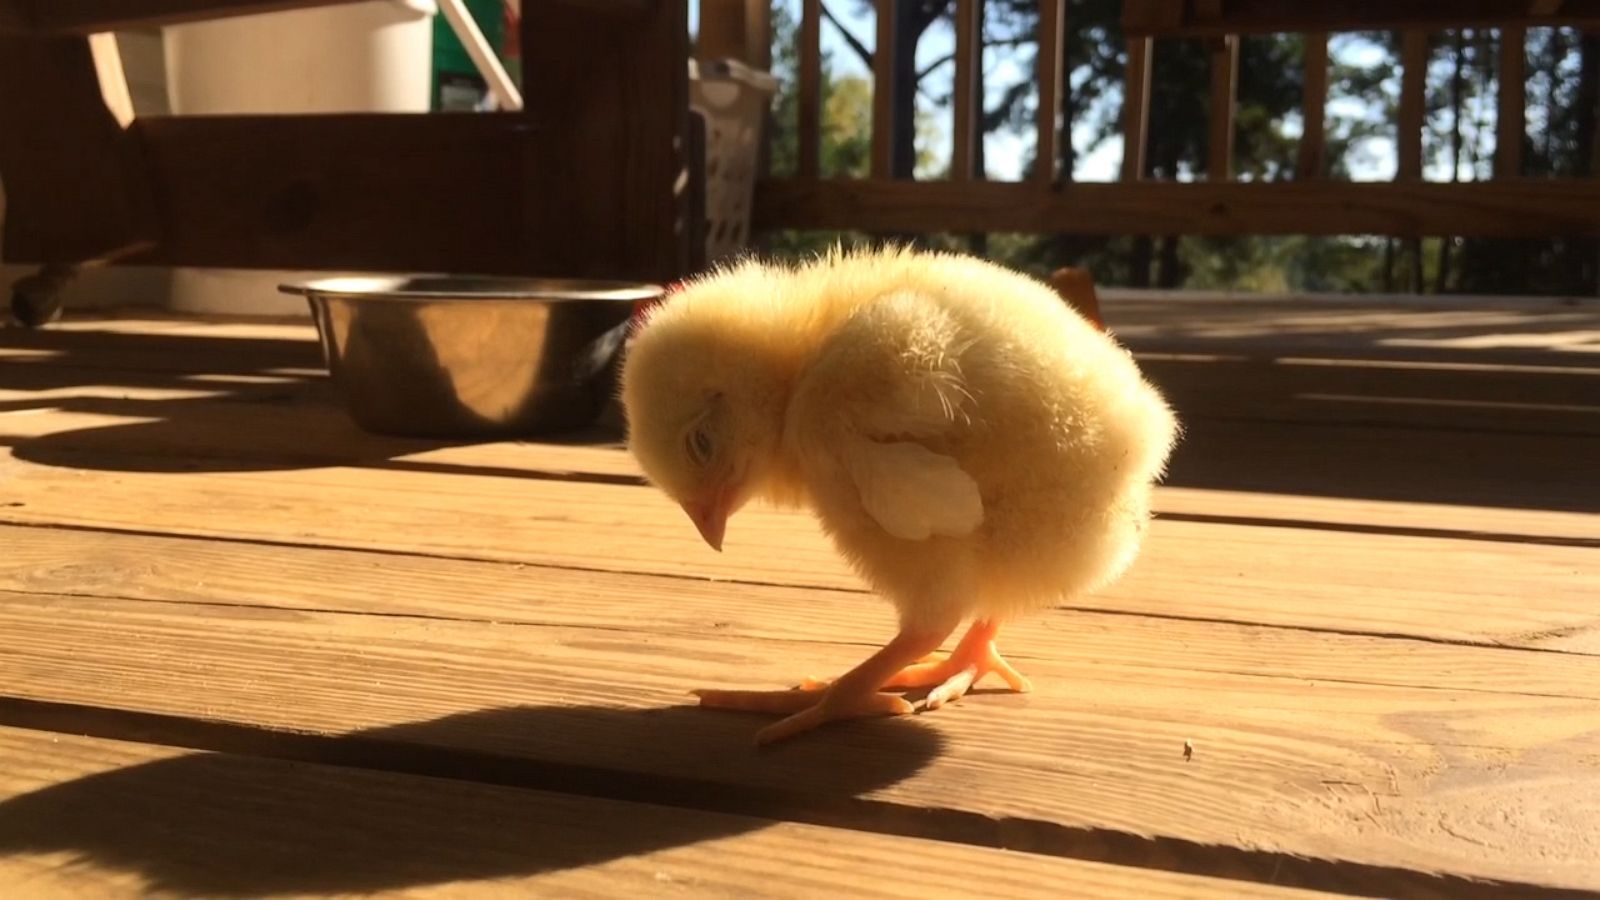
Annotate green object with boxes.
[430,0,508,112]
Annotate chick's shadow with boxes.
[0,703,942,897]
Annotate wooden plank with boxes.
[0,500,1594,670]
[522,0,689,283]
[2,728,1284,900]
[754,177,1600,236]
[1121,37,1153,181]
[1208,35,1240,181]
[1397,31,1428,181]
[0,35,156,264]
[950,0,978,179]
[123,114,530,273]
[1298,32,1329,179]
[1121,0,1600,36]
[799,0,821,177]
[1035,0,1064,183]
[8,370,1592,525]
[15,0,367,33]
[12,337,1598,440]
[0,591,1596,895]
[1497,25,1527,178]
[872,0,895,178]
[0,422,1593,631]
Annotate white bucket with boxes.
[162,0,436,315]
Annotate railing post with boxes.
[871,0,896,178]
[1208,34,1239,180]
[1497,25,1526,178]
[1297,31,1328,179]
[951,0,979,180]
[1035,0,1064,183]
[798,0,821,177]
[1121,36,1152,181]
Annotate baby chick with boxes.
[621,246,1179,744]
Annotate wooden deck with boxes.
[1,292,1596,898]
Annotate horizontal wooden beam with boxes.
[753,177,1600,237]
[1123,0,1600,36]
[14,0,368,33]
[97,114,538,272]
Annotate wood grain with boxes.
[0,508,1594,669]
[0,590,1595,894]
[0,354,1595,652]
[3,728,1310,900]
[2,378,1594,525]
[3,315,1597,896]
[754,177,1600,237]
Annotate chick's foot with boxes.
[691,626,955,745]
[694,685,915,745]
[882,619,1032,710]
[795,620,1031,711]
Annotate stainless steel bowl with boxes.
[280,275,662,439]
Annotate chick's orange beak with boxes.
[682,481,738,552]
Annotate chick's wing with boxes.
[789,291,983,541]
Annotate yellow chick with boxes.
[620,246,1179,744]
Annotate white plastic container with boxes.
[689,58,777,265]
[161,0,436,315]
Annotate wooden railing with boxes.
[1,0,689,281]
[752,0,1600,238]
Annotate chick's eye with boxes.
[686,428,714,466]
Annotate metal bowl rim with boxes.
[279,274,664,303]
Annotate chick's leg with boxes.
[880,619,1033,710]
[692,625,955,745]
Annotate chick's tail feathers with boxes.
[1049,266,1105,331]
